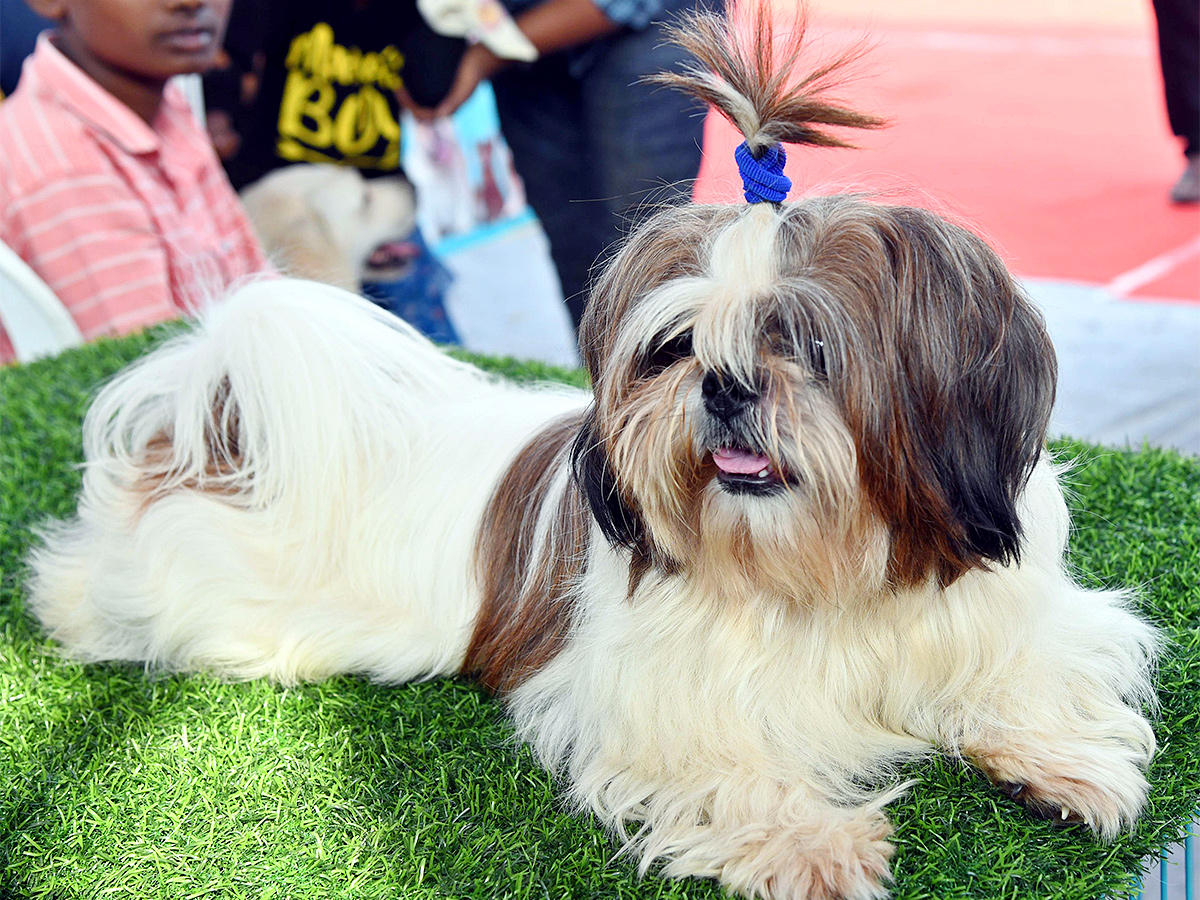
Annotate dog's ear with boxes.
[848,207,1057,588]
[570,408,647,552]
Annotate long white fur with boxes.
[29,280,585,683]
[28,263,1159,900]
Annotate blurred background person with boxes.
[1151,0,1199,204]
[204,0,465,190]
[201,0,466,340]
[0,0,271,364]
[416,0,722,330]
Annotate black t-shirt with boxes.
[211,0,464,189]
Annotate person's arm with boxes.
[422,0,622,119]
[3,171,177,345]
[513,0,622,56]
[185,99,277,280]
[201,161,278,279]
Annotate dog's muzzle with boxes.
[702,370,788,496]
[702,370,759,422]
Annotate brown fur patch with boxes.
[464,413,590,694]
[650,6,885,156]
[134,377,244,505]
[824,204,1055,588]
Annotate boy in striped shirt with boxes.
[0,0,272,363]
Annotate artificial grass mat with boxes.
[1,327,1197,900]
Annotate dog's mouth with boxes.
[366,240,421,275]
[712,446,787,495]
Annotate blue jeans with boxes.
[491,13,714,328]
[363,229,460,345]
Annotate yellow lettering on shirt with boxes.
[276,23,406,170]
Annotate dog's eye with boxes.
[808,337,827,379]
[641,330,693,377]
[765,330,789,358]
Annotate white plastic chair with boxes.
[0,240,82,363]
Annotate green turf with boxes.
[1,327,1197,900]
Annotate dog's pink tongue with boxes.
[712,447,771,475]
[368,241,420,267]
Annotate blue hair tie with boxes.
[735,141,791,204]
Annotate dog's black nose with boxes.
[702,371,758,420]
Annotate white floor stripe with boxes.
[1106,236,1200,298]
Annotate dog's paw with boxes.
[972,746,1149,841]
[700,809,895,900]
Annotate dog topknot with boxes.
[652,4,885,156]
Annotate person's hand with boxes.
[393,80,433,122]
[435,43,506,118]
[395,0,618,121]
[396,42,505,122]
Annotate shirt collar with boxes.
[27,32,192,155]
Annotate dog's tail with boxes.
[651,4,884,157]
[81,279,469,526]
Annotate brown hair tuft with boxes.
[650,4,885,155]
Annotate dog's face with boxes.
[303,169,418,281]
[573,198,1057,602]
[242,164,417,288]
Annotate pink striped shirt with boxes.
[0,35,273,363]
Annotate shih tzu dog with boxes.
[27,8,1158,900]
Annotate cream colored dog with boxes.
[240,163,417,291]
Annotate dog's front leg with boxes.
[594,775,899,900]
[956,697,1155,840]
[960,724,1147,840]
[667,803,894,900]
[909,579,1158,840]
